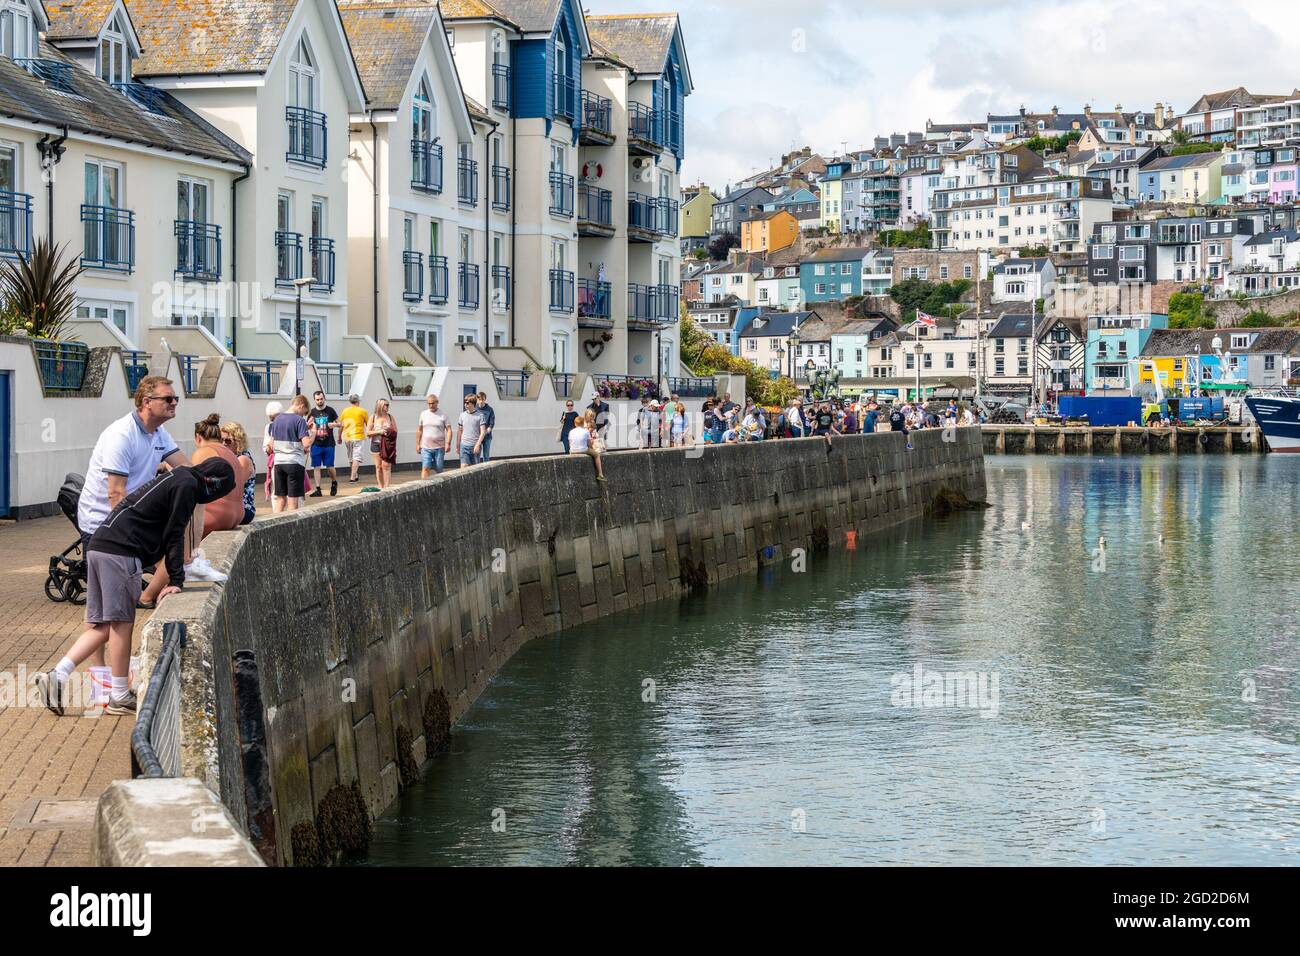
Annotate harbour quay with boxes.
[981,423,1263,454]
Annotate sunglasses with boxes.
[149,395,179,405]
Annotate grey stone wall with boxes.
[153,428,985,865]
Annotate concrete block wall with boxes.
[146,427,986,865]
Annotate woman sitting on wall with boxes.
[567,411,606,482]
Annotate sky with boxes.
[590,0,1300,191]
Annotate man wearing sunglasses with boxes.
[78,376,191,542]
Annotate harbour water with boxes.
[363,456,1300,866]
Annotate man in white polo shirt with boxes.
[78,375,190,539]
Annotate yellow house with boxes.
[681,185,716,241]
[820,177,842,233]
[740,210,799,254]
[1136,356,1192,394]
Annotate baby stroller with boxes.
[45,473,87,605]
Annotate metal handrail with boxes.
[130,621,186,778]
[286,106,327,167]
[411,140,444,194]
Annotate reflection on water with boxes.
[363,456,1300,866]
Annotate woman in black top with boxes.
[558,401,580,453]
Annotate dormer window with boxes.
[288,35,317,111]
[98,13,130,84]
[0,1,35,60]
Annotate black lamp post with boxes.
[293,275,316,395]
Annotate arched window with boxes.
[0,1,35,60]
[412,75,436,142]
[97,13,130,83]
[288,35,317,110]
[492,32,506,67]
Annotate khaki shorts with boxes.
[345,440,366,464]
[85,551,142,625]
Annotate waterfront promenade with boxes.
[0,473,431,867]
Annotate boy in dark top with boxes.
[36,459,236,717]
[889,404,908,432]
[812,403,835,436]
[307,390,340,497]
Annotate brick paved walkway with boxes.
[0,467,432,866]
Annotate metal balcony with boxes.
[411,140,443,194]
[82,205,135,273]
[286,106,327,167]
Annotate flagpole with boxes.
[914,315,921,404]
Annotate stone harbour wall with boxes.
[144,427,987,865]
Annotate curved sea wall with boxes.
[143,428,986,865]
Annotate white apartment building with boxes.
[933,176,1117,255]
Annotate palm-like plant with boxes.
[0,237,83,341]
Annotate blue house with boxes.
[799,247,872,305]
[1085,312,1170,392]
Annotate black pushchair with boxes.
[45,473,88,605]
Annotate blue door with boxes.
[0,371,10,518]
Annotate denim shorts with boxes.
[421,448,446,473]
[459,444,479,466]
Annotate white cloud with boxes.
[590,0,1300,190]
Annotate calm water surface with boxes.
[365,456,1300,866]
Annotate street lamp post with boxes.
[292,276,316,395]
[788,327,801,382]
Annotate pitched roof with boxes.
[1244,229,1300,246]
[439,0,514,22]
[1183,87,1277,114]
[1143,153,1222,171]
[1142,327,1300,356]
[805,246,871,263]
[119,0,304,77]
[0,41,251,166]
[994,257,1050,274]
[480,0,578,35]
[738,310,806,338]
[338,4,436,111]
[987,314,1035,338]
[585,13,678,77]
[45,0,118,40]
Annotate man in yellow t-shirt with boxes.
[338,394,370,482]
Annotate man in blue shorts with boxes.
[306,390,340,497]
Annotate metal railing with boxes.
[429,255,449,305]
[174,220,221,282]
[275,231,302,288]
[554,72,578,122]
[130,621,186,779]
[669,377,714,398]
[403,251,424,302]
[81,205,135,272]
[123,349,150,391]
[411,140,443,193]
[458,157,479,206]
[628,192,656,233]
[34,340,89,392]
[664,108,683,153]
[309,237,335,294]
[286,106,327,167]
[553,373,575,399]
[14,58,74,93]
[549,269,574,312]
[578,184,612,227]
[492,63,510,111]
[549,171,574,217]
[0,190,33,258]
[490,265,511,310]
[578,278,611,321]
[494,370,530,398]
[238,358,283,396]
[177,354,201,395]
[316,362,354,397]
[628,283,656,324]
[654,284,680,321]
[458,263,480,310]
[628,102,662,147]
[651,197,679,236]
[491,165,511,211]
[580,90,612,137]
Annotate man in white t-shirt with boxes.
[417,394,452,478]
[78,375,189,539]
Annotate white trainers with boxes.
[184,555,228,583]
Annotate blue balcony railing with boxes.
[286,106,327,167]
[628,102,662,148]
[492,63,510,112]
[122,350,151,391]
[578,184,612,227]
[580,90,612,138]
[177,354,201,395]
[628,192,655,233]
[458,157,478,206]
[309,237,335,294]
[578,278,611,322]
[669,377,714,398]
[275,231,302,289]
[652,197,680,236]
[0,190,33,259]
[174,220,220,282]
[552,373,575,399]
[628,283,655,324]
[553,72,578,122]
[494,370,530,398]
[316,362,355,397]
[490,265,511,310]
[491,165,511,211]
[81,205,134,272]
[459,262,480,310]
[549,171,574,217]
[653,283,680,321]
[549,269,574,313]
[34,340,88,392]
[411,140,443,193]
[665,108,683,153]
[403,251,424,302]
[14,58,74,93]
[429,255,449,305]
[238,359,283,396]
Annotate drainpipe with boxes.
[510,109,517,347]
[484,120,494,348]
[371,116,380,345]
[230,163,251,356]
[36,126,69,240]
